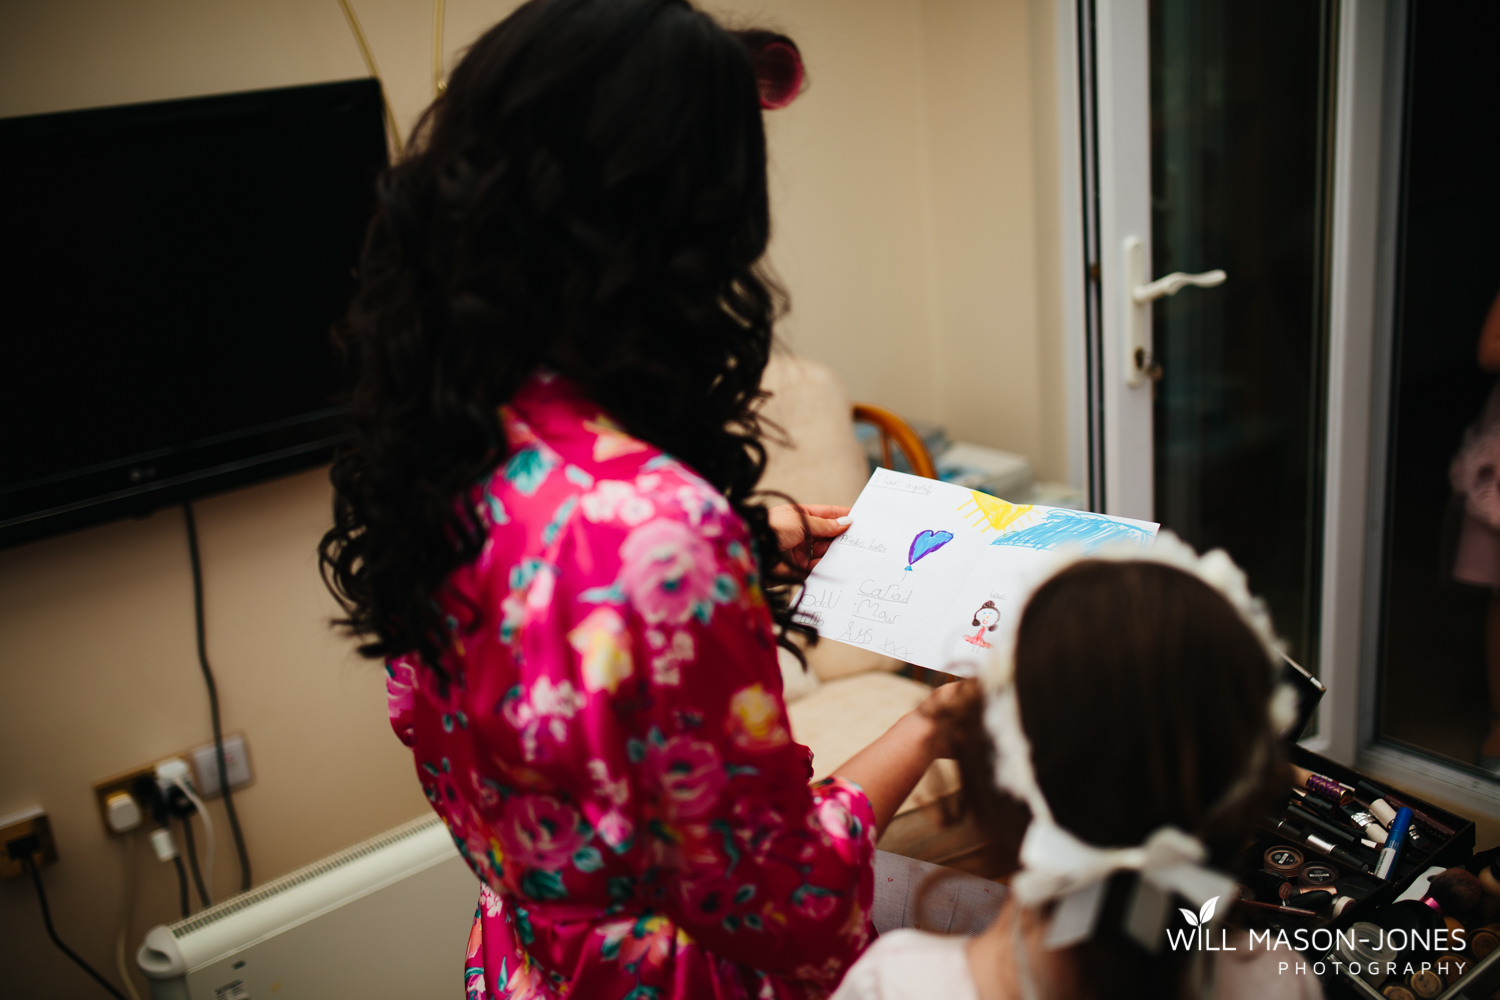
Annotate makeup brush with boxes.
[1424,867,1483,920]
[1479,857,1500,921]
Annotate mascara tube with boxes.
[1373,807,1413,880]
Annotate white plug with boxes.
[150,826,178,862]
[156,754,214,904]
[155,757,191,796]
[104,791,142,833]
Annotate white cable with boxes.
[173,777,214,905]
[116,831,143,1000]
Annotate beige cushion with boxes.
[758,351,870,509]
[759,352,904,680]
[786,671,959,816]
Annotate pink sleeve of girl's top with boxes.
[550,489,879,989]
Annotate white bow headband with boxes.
[979,532,1297,955]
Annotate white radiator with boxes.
[137,814,477,999]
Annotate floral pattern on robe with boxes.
[389,372,877,1000]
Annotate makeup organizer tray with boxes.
[1239,746,1499,1000]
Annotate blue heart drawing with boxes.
[905,529,954,571]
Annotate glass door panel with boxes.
[1148,0,1337,668]
[1376,1,1500,774]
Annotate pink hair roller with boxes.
[734,31,804,110]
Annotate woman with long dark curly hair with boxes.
[320,2,955,996]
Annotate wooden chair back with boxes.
[851,404,938,479]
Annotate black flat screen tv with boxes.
[0,78,387,548]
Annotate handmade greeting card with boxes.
[795,468,1159,675]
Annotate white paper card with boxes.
[796,469,1159,675]
[870,849,1007,935]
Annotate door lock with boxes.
[1133,348,1164,382]
[1123,236,1226,387]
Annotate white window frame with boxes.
[1090,0,1155,522]
[1314,0,1500,817]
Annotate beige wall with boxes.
[0,470,429,999]
[736,0,1068,478]
[915,0,1068,478]
[0,2,1065,997]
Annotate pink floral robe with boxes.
[386,372,877,1000]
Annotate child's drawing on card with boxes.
[794,467,1160,674]
[963,600,1001,648]
[988,508,1154,552]
[904,529,954,571]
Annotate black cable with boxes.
[177,811,212,909]
[23,859,131,1000]
[183,501,252,892]
[169,847,190,919]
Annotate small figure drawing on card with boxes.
[964,600,1001,648]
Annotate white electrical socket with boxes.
[190,735,252,798]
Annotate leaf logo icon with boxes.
[1199,896,1218,926]
[1177,896,1219,930]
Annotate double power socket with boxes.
[92,734,253,836]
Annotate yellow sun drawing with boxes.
[956,491,1034,533]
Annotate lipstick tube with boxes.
[1294,765,1354,805]
[1339,803,1388,845]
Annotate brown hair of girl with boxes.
[937,559,1287,1000]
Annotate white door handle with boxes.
[1132,268,1227,303]
[1123,236,1227,386]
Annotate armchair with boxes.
[757,352,958,817]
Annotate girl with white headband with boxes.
[833,535,1318,1000]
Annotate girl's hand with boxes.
[916,678,980,759]
[767,503,851,573]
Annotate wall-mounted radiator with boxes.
[137,814,476,999]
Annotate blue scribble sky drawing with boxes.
[989,509,1152,552]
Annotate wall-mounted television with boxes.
[0,78,387,548]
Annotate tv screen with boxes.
[0,78,387,548]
